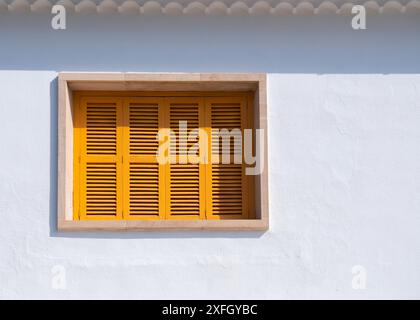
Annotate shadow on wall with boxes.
[0,14,419,73]
[47,78,265,239]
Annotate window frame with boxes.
[57,72,268,231]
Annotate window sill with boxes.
[58,219,269,232]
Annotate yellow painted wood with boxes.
[74,93,252,221]
[123,98,165,220]
[77,97,123,220]
[205,96,249,220]
[165,97,205,220]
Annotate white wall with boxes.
[0,13,419,299]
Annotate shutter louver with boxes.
[79,98,123,220]
[85,163,118,216]
[169,164,200,216]
[129,163,160,216]
[86,105,117,155]
[124,98,165,219]
[207,98,248,219]
[169,104,199,159]
[211,164,243,216]
[129,103,159,155]
[166,98,205,219]
[75,94,253,221]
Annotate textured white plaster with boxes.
[0,14,419,299]
[0,71,418,299]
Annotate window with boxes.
[74,94,254,221]
[58,73,268,231]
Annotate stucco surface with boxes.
[0,14,419,299]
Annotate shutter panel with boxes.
[123,98,165,219]
[206,97,249,219]
[166,98,205,219]
[78,98,123,220]
[74,93,253,222]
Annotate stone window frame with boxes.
[57,72,268,231]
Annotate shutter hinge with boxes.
[122,155,124,163]
[78,155,81,163]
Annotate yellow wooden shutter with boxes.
[165,98,206,219]
[123,98,165,220]
[77,97,123,220]
[205,97,249,219]
[74,93,253,221]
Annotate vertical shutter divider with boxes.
[122,98,129,220]
[161,98,170,220]
[116,98,124,220]
[199,97,206,220]
[204,97,213,220]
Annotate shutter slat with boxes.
[79,99,123,220]
[85,103,117,156]
[169,164,200,215]
[129,163,160,216]
[211,164,243,216]
[125,100,164,219]
[129,104,159,156]
[207,98,248,219]
[167,99,205,219]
